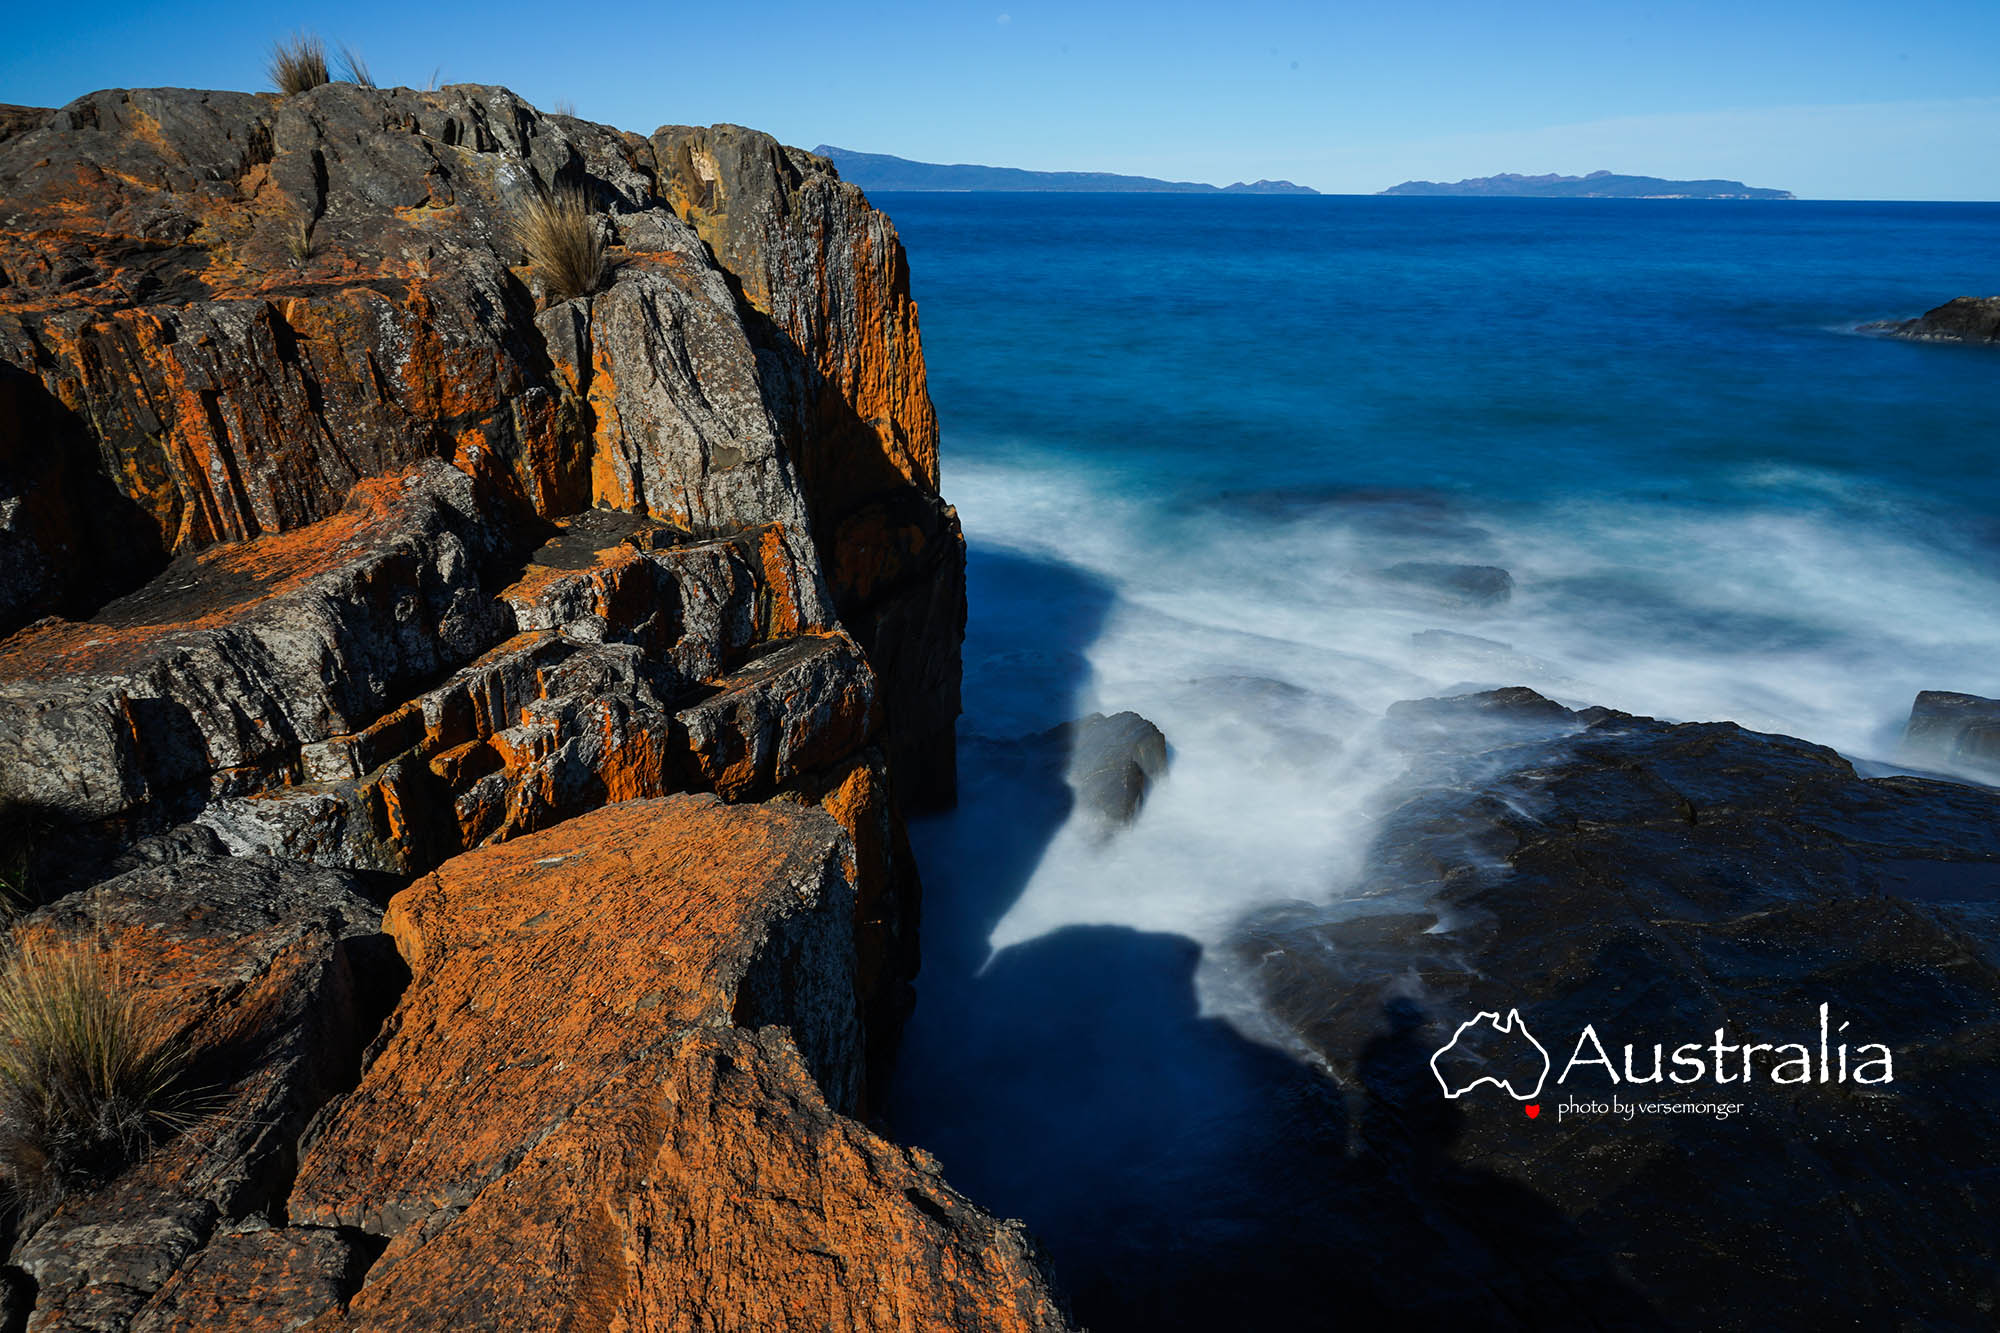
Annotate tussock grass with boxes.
[512,186,605,302]
[335,43,375,89]
[269,34,329,96]
[0,939,194,1206]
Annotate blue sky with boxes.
[2,1,1995,199]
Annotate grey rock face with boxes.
[652,122,964,808]
[11,850,391,1332]
[0,462,515,824]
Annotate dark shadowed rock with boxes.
[1904,689,2000,779]
[1233,701,2000,1329]
[1374,561,1514,608]
[1866,296,2000,344]
[0,107,45,145]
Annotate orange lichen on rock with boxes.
[287,795,865,1244]
[6,843,387,1333]
[302,1027,1071,1333]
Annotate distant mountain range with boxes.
[1379,171,1793,200]
[814,146,1318,195]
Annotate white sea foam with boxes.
[937,449,2000,1027]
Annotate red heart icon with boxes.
[1524,1104,1541,1119]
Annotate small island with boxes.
[1864,296,2000,344]
[814,146,1318,194]
[1379,170,1793,200]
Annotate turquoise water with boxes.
[881,195,2000,1326]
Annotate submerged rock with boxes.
[1233,699,2000,1328]
[1903,689,2000,779]
[1383,684,1580,751]
[1866,295,2000,344]
[1373,561,1514,609]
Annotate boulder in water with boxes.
[1904,689,2000,778]
[1384,686,1579,751]
[1374,562,1514,609]
[1053,712,1170,826]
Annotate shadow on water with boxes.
[894,545,1659,1331]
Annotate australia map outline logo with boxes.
[1430,1007,1551,1101]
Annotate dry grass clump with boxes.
[511,186,605,302]
[0,852,28,922]
[0,809,51,923]
[269,34,329,96]
[335,42,375,88]
[0,939,194,1207]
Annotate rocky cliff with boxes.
[0,83,1056,1331]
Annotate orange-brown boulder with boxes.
[306,1026,1071,1333]
[286,795,866,1243]
[263,793,1069,1330]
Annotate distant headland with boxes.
[1379,171,1794,200]
[814,146,1318,195]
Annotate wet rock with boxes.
[8,849,390,1332]
[1234,702,2000,1329]
[1383,684,1579,751]
[1866,296,2000,344]
[1054,711,1170,826]
[1172,675,1357,769]
[1373,561,1513,609]
[1903,689,2000,779]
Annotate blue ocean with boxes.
[880,195,1999,1326]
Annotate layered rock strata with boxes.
[0,81,1029,1332]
